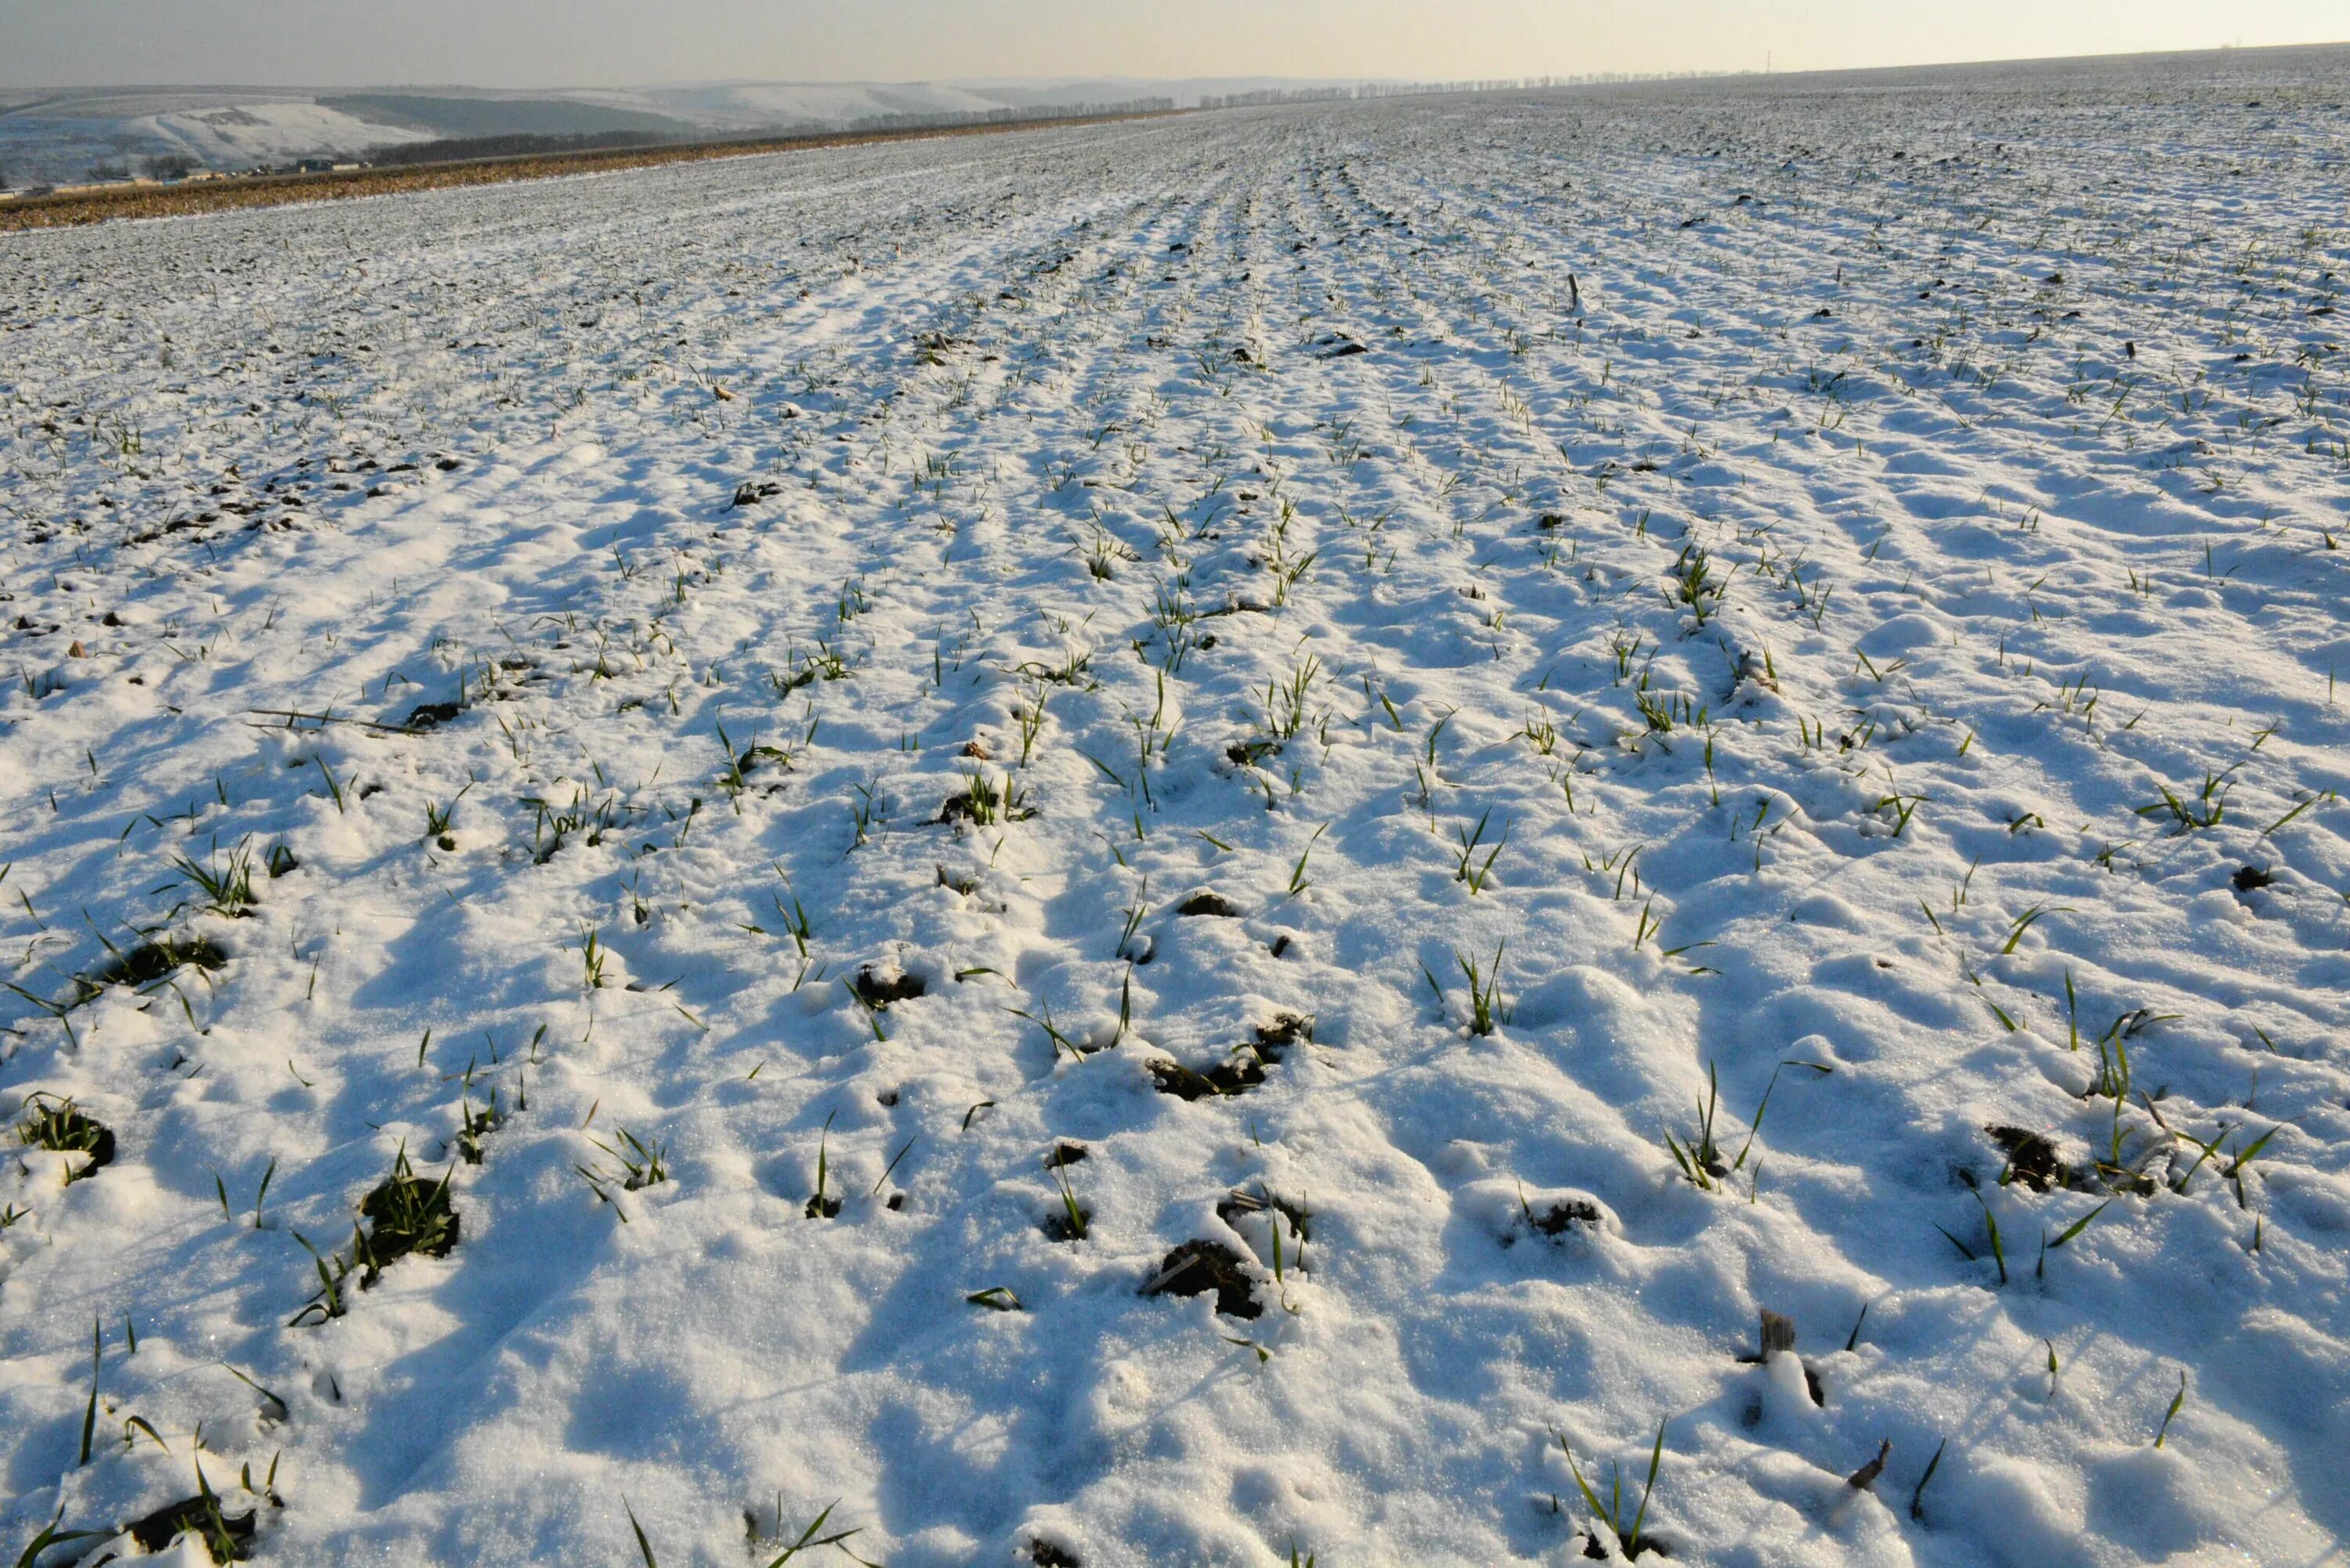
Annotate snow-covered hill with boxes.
[137,100,443,168]
[0,77,1259,186]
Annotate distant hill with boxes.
[0,77,1333,187]
[319,94,699,141]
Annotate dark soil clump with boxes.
[1142,1239,1260,1318]
[1987,1125,2071,1192]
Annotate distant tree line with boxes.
[1202,73,1754,108]
[1198,88,1355,108]
[836,98,1176,133]
[363,99,1180,170]
[368,130,670,168]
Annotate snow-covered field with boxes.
[4,51,2349,1567]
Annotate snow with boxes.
[133,103,441,171]
[0,92,440,186]
[3,47,2349,1567]
[0,78,1210,186]
[620,82,1018,129]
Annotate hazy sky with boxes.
[2,0,2342,89]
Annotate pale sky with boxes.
[1,0,2342,89]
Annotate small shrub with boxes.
[16,1093,114,1181]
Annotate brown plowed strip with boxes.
[0,110,1183,233]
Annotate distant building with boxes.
[45,177,162,196]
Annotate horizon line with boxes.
[5,35,2346,97]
